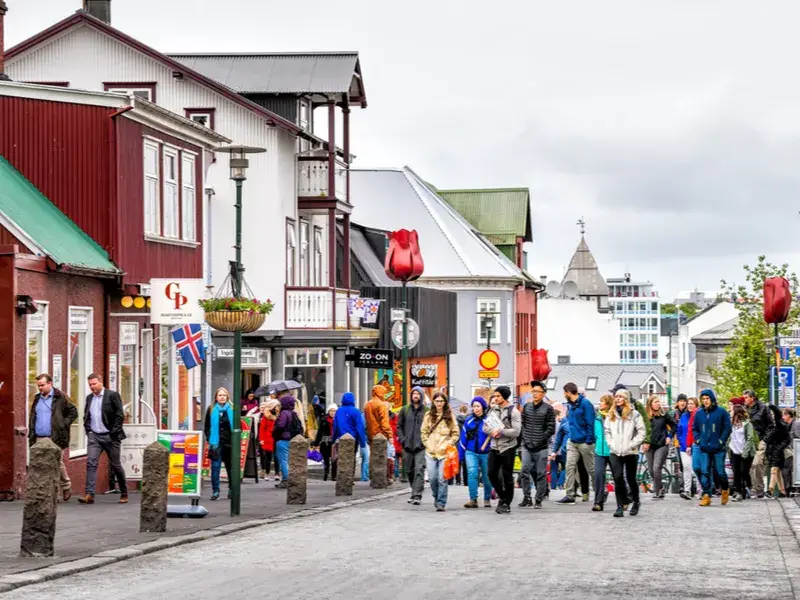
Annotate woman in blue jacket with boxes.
[550,410,570,490]
[459,397,494,508]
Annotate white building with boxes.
[675,289,719,310]
[538,298,621,364]
[669,301,738,396]
[608,275,661,365]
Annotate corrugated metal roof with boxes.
[168,52,361,95]
[548,363,666,401]
[437,188,532,242]
[561,236,609,296]
[350,168,528,281]
[691,317,738,344]
[0,156,119,274]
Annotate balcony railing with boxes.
[285,287,360,329]
[297,157,347,200]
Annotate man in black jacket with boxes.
[397,386,427,505]
[519,380,556,509]
[78,373,128,505]
[29,373,78,501]
[744,389,770,498]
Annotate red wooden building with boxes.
[0,82,228,498]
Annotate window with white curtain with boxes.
[181,154,196,242]
[144,141,160,235]
[313,227,323,286]
[299,219,310,286]
[162,148,179,238]
[286,220,297,286]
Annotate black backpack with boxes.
[288,412,304,438]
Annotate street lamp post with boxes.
[216,145,266,517]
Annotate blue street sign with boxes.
[770,366,796,408]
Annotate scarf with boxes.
[210,401,234,446]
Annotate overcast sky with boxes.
[7,0,800,299]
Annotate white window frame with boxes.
[181,153,196,242]
[586,377,598,391]
[107,87,153,101]
[143,140,160,236]
[299,219,310,287]
[67,307,94,457]
[119,321,139,423]
[188,112,212,129]
[286,219,297,286]
[313,226,324,286]
[162,147,179,239]
[298,99,311,132]
[546,377,557,391]
[26,301,49,463]
[477,298,501,344]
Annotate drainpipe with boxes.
[204,187,215,288]
[0,1,10,81]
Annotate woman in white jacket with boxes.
[604,389,646,518]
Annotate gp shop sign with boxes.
[346,348,394,369]
[410,363,437,388]
[149,279,205,325]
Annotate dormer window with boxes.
[104,82,156,101]
[185,108,216,130]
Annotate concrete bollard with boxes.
[335,434,356,497]
[140,441,169,533]
[287,435,310,505]
[20,438,61,557]
[369,434,388,489]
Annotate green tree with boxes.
[680,302,701,318]
[661,303,677,315]
[710,256,800,404]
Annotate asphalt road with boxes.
[5,487,799,599]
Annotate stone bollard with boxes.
[140,441,169,533]
[369,434,388,489]
[287,435,310,505]
[335,434,356,497]
[20,438,61,557]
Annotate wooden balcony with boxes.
[297,156,347,200]
[285,287,361,329]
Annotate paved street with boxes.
[4,486,799,599]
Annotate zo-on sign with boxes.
[149,279,205,325]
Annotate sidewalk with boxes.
[0,478,399,577]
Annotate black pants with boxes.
[320,442,337,481]
[609,454,639,507]
[593,455,611,506]
[731,452,753,496]
[86,431,128,496]
[572,458,589,495]
[259,448,277,475]
[488,448,516,506]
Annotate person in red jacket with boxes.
[258,399,280,480]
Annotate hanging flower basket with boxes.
[200,297,274,333]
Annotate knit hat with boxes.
[326,403,338,413]
[729,396,745,406]
[471,396,489,413]
[610,383,627,394]
[676,393,688,402]
[495,385,511,401]
[530,380,546,392]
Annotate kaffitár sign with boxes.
[346,348,394,369]
[410,363,437,387]
[149,279,205,325]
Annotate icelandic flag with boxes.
[172,324,205,370]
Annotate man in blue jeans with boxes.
[692,388,732,507]
[519,381,556,509]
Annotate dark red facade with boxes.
[0,95,204,286]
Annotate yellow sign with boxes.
[479,369,500,379]
[479,349,500,370]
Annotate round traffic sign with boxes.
[479,349,500,370]
[391,318,420,350]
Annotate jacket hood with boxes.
[279,394,296,411]
[410,386,425,402]
[372,385,387,400]
[342,392,356,407]
[700,388,717,407]
[471,396,489,414]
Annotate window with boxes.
[647,381,657,395]
[299,219,310,286]
[477,299,501,343]
[313,226,323,286]
[27,302,48,425]
[181,154,196,242]
[586,377,598,391]
[546,377,557,390]
[557,355,570,364]
[68,308,93,454]
[119,322,138,423]
[286,220,297,286]
[651,350,658,361]
[298,99,311,131]
[144,141,160,235]
[185,108,215,130]
[651,302,658,311]
[651,334,658,344]
[104,82,156,101]
[162,148,179,239]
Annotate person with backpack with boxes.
[744,389,770,498]
[420,392,460,512]
[676,397,699,499]
[765,404,791,498]
[729,404,756,501]
[332,392,367,480]
[645,395,676,500]
[518,380,556,509]
[313,404,338,481]
[272,393,304,489]
[397,386,428,505]
[459,396,494,508]
[483,386,521,514]
[692,389,732,507]
[549,407,570,490]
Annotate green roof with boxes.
[0,156,120,275]
[437,187,532,243]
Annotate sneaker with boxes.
[118,494,129,504]
[721,489,730,505]
[103,488,121,495]
[613,506,624,517]
[436,506,446,512]
[495,503,511,515]
[484,499,492,508]
[464,500,479,509]
[556,496,576,505]
[629,502,640,516]
[623,504,629,511]
[518,497,533,508]
[407,497,414,504]
[274,476,281,482]
[275,481,289,489]
[77,494,95,505]
[412,498,421,506]
[732,493,742,502]
[210,491,220,501]
[657,489,666,499]
[582,493,590,502]
[756,491,765,499]
[679,491,690,500]
[534,500,542,509]
[591,504,603,512]
[699,494,711,507]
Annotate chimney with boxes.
[0,0,9,81]
[83,0,111,24]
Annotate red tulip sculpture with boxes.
[384,229,424,282]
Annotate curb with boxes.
[777,497,800,546]
[0,488,407,594]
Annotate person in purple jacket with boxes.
[272,394,303,488]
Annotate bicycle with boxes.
[636,451,674,494]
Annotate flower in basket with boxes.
[199,297,275,315]
[307,449,323,463]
